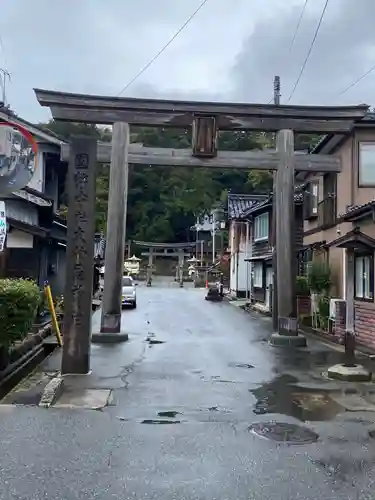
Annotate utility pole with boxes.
[212,209,216,264]
[273,75,281,106]
[272,76,280,330]
[0,69,11,106]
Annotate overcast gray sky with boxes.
[1,0,374,123]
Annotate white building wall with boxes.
[229,221,252,296]
[237,240,247,292]
[7,229,34,248]
[229,222,236,292]
[27,149,44,192]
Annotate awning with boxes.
[323,229,375,251]
[8,218,47,238]
[245,254,272,262]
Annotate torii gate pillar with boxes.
[271,129,306,347]
[95,122,130,341]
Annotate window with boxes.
[254,213,269,241]
[253,263,263,287]
[359,143,375,186]
[355,254,373,300]
[311,183,318,214]
[303,180,319,219]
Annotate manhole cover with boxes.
[248,422,319,444]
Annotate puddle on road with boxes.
[213,379,238,384]
[157,410,181,418]
[141,419,181,425]
[228,362,255,369]
[273,349,344,372]
[146,339,165,345]
[249,422,319,445]
[251,374,343,422]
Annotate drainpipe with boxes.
[245,221,250,299]
[351,135,355,207]
[235,222,239,295]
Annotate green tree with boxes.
[40,120,319,242]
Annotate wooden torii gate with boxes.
[133,240,196,282]
[34,88,368,374]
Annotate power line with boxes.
[287,0,309,55]
[266,0,309,104]
[286,0,329,103]
[338,62,375,97]
[117,0,209,96]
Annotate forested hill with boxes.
[39,121,321,243]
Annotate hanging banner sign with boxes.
[0,201,7,251]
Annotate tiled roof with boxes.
[338,200,375,220]
[241,184,304,218]
[243,197,271,217]
[227,193,267,220]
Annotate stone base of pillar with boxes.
[100,313,121,334]
[92,331,129,344]
[270,333,307,347]
[327,363,372,382]
[278,316,299,336]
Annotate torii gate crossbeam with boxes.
[33,87,369,374]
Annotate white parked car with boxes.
[122,275,137,308]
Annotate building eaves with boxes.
[311,110,375,155]
[227,193,267,220]
[338,200,375,222]
[0,106,66,146]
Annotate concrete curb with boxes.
[39,375,64,408]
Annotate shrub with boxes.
[37,288,48,316]
[318,294,331,330]
[296,276,309,296]
[54,295,64,315]
[307,261,332,294]
[0,279,41,348]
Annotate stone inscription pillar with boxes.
[61,136,97,375]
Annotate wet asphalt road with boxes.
[2,282,375,499]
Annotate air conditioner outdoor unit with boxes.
[329,298,346,320]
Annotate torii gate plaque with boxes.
[34,88,368,373]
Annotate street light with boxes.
[211,206,225,264]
